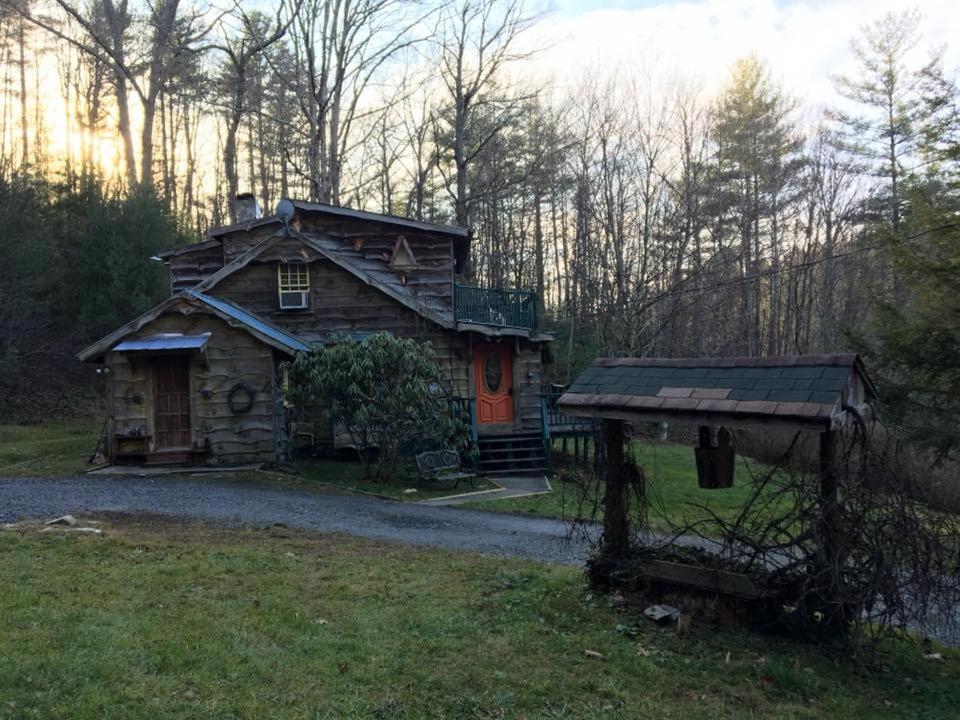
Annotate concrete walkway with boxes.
[418,474,552,506]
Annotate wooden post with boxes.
[601,418,629,556]
[817,429,845,628]
[584,423,592,465]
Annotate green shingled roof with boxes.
[568,359,856,404]
[558,354,877,428]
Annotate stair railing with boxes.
[540,394,552,475]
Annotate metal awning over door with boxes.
[113,332,211,352]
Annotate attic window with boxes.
[278,263,310,309]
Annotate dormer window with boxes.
[278,263,310,309]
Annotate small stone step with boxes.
[144,451,192,466]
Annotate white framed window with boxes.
[278,263,310,309]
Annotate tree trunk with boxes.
[102,1,138,186]
[534,191,544,317]
[18,17,29,170]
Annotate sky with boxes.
[519,0,960,111]
[29,0,960,184]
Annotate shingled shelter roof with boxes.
[558,354,877,431]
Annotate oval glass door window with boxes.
[483,352,503,392]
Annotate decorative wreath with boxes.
[227,382,255,414]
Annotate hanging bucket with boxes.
[695,426,735,489]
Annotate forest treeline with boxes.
[0,2,958,454]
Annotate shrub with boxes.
[287,333,471,478]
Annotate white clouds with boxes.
[517,0,960,110]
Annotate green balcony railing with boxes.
[453,284,538,330]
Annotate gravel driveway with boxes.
[0,474,595,564]
[2,473,956,646]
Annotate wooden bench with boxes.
[415,449,476,490]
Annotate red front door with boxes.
[154,357,192,449]
[475,343,513,424]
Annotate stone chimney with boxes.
[234,193,262,223]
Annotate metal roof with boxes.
[152,239,222,261]
[207,216,283,238]
[298,234,457,327]
[205,200,469,240]
[185,291,310,353]
[114,333,211,352]
[289,199,469,237]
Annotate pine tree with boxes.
[830,10,925,231]
[860,78,960,459]
[712,56,803,355]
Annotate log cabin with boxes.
[78,196,554,475]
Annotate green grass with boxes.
[296,457,497,500]
[464,439,792,530]
[0,415,102,476]
[0,416,490,501]
[0,518,956,719]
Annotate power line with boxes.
[547,222,960,323]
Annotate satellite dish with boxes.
[276,198,296,223]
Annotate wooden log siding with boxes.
[222,227,277,263]
[169,243,225,293]
[212,259,444,339]
[217,217,456,302]
[295,220,454,306]
[107,312,277,465]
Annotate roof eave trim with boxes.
[153,238,222,261]
[191,228,456,330]
[207,216,284,238]
[555,402,831,432]
[297,234,456,330]
[289,200,468,238]
[77,291,307,362]
[77,297,182,362]
[184,291,309,355]
[456,322,531,338]
[193,231,288,293]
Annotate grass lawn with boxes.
[463,439,792,530]
[296,457,497,500]
[0,415,102,477]
[0,416,491,501]
[1,517,957,719]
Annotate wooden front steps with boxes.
[476,431,548,476]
